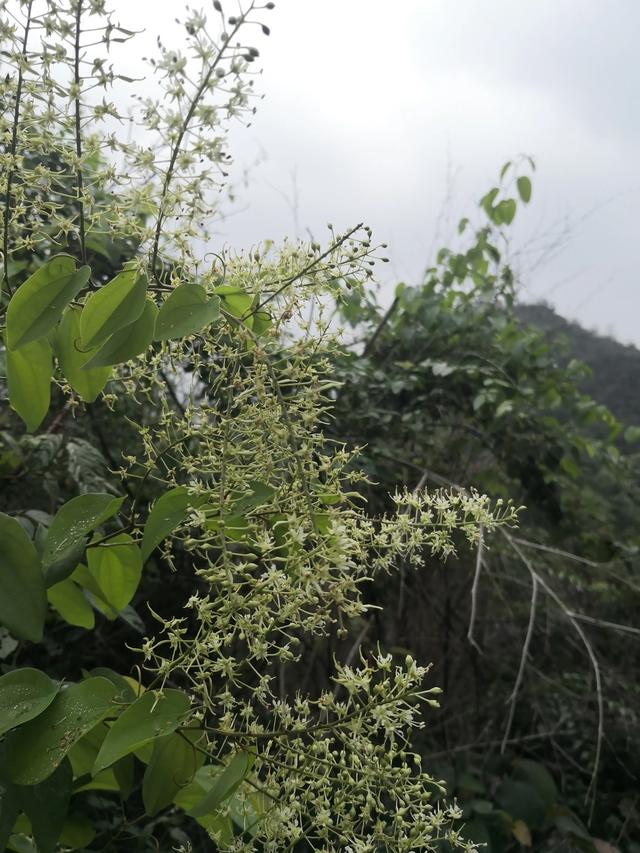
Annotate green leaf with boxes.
[496,780,547,830]
[154,284,220,341]
[86,669,139,703]
[229,480,275,514]
[252,309,271,337]
[58,815,96,850]
[93,689,191,774]
[83,298,158,368]
[7,834,37,853]
[47,578,95,629]
[495,198,517,225]
[6,678,118,784]
[6,337,52,432]
[86,534,142,612]
[215,285,253,320]
[0,668,59,737]
[190,751,251,818]
[113,754,135,799]
[42,493,125,580]
[0,514,47,642]
[79,268,147,349]
[43,541,86,589]
[6,255,90,351]
[480,187,499,213]
[54,307,112,402]
[67,722,109,778]
[18,758,73,853]
[516,176,532,203]
[0,776,20,853]
[70,563,118,620]
[513,759,557,811]
[624,425,640,444]
[143,731,202,815]
[512,819,532,847]
[141,487,190,562]
[73,768,120,793]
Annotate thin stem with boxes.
[74,0,87,264]
[252,223,364,315]
[466,524,484,653]
[362,295,399,357]
[2,0,34,297]
[500,541,539,753]
[150,6,253,278]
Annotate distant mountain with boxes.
[516,302,640,428]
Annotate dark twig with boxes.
[2,0,33,297]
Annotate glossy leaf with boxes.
[83,298,158,368]
[143,731,202,815]
[6,677,117,784]
[190,751,251,818]
[6,337,52,432]
[86,534,142,612]
[154,284,220,341]
[54,307,112,402]
[141,487,190,562]
[6,255,90,351]
[93,689,191,773]
[42,493,125,579]
[0,514,47,642]
[47,578,95,629]
[0,668,59,737]
[79,268,147,349]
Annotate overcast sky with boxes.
[115,1,640,345]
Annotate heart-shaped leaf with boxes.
[83,298,157,368]
[93,689,191,774]
[54,307,112,402]
[6,255,90,351]
[6,337,52,432]
[154,284,220,341]
[6,678,118,784]
[80,268,147,349]
[0,668,59,737]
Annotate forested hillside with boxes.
[517,303,640,429]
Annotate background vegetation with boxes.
[0,2,638,852]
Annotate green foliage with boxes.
[0,670,58,738]
[141,487,191,562]
[1,0,631,850]
[83,299,158,369]
[5,678,117,785]
[0,515,47,642]
[5,257,90,352]
[93,690,191,774]
[154,284,220,341]
[5,338,52,433]
[54,308,112,402]
[79,270,147,350]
